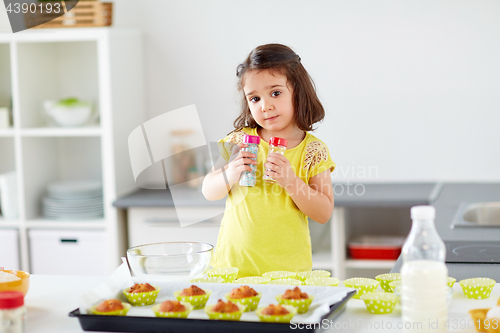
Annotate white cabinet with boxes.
[0,229,20,270]
[127,208,221,248]
[28,229,106,275]
[0,28,145,274]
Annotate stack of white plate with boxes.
[42,181,104,220]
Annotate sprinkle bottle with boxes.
[263,137,287,183]
[0,291,25,333]
[238,135,260,186]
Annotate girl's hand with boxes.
[225,143,257,185]
[264,153,297,188]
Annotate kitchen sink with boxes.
[451,202,500,228]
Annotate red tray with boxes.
[348,236,405,260]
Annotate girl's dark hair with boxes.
[233,44,325,132]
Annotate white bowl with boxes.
[127,242,214,282]
[47,106,92,127]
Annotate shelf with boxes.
[0,129,15,137]
[26,218,106,229]
[0,219,21,228]
[345,259,397,269]
[20,126,101,137]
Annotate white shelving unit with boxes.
[0,28,144,275]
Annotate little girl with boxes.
[202,43,335,277]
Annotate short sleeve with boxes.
[217,130,246,162]
[304,140,336,181]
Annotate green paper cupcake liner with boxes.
[447,277,456,288]
[174,289,212,309]
[207,267,239,283]
[375,273,401,293]
[90,302,131,316]
[305,277,340,287]
[256,305,297,323]
[262,271,296,280]
[360,292,398,314]
[152,301,193,318]
[388,280,401,293]
[343,278,379,299]
[275,294,314,314]
[190,277,224,283]
[459,278,496,299]
[296,270,331,282]
[234,276,271,284]
[123,285,160,306]
[267,278,304,286]
[225,292,262,312]
[204,303,246,321]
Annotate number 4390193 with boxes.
[6,2,62,14]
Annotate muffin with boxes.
[90,299,131,316]
[123,283,160,306]
[256,304,297,323]
[275,287,314,314]
[174,285,212,309]
[204,299,246,321]
[152,300,193,318]
[225,285,262,312]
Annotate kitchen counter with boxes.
[391,183,500,280]
[113,183,440,208]
[25,274,496,333]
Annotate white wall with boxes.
[113,0,500,182]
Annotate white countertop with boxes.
[24,275,499,333]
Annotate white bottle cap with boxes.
[411,205,436,220]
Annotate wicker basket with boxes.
[26,1,113,29]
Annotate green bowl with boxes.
[207,267,239,283]
[204,302,246,321]
[375,273,401,292]
[343,278,379,299]
[267,278,304,286]
[256,305,297,323]
[225,292,262,312]
[459,278,495,299]
[262,271,296,280]
[122,285,160,306]
[305,277,340,287]
[152,301,193,318]
[174,289,212,309]
[360,292,398,314]
[296,270,331,282]
[275,294,314,314]
[234,276,271,284]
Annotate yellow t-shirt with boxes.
[211,127,335,277]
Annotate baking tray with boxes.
[69,290,355,333]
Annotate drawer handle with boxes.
[60,239,78,243]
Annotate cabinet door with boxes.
[128,208,222,248]
[0,229,20,270]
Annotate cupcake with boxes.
[123,283,160,306]
[90,299,131,316]
[256,304,297,323]
[152,300,193,318]
[174,285,212,309]
[275,287,314,314]
[204,299,246,321]
[225,285,262,312]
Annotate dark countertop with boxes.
[113,182,440,208]
[391,183,500,280]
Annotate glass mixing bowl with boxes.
[127,242,214,281]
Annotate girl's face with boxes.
[242,69,295,133]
